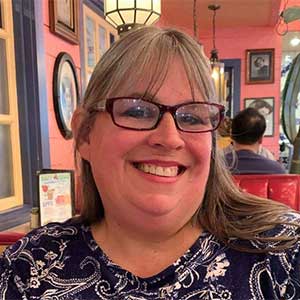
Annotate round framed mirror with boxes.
[282,53,300,143]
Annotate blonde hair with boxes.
[74,26,298,252]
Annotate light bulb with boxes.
[290,37,300,47]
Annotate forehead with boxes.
[111,57,204,102]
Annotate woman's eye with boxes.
[121,106,154,119]
[178,113,208,125]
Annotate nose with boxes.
[147,113,185,150]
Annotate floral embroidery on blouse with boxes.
[0,213,299,300]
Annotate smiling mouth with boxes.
[133,163,186,177]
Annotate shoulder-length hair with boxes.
[74,26,298,252]
[249,99,273,114]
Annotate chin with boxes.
[131,193,201,223]
[130,194,182,217]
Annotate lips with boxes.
[133,162,186,177]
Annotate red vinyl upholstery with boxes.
[234,174,300,210]
[0,231,24,254]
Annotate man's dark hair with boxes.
[231,107,266,145]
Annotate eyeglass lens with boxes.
[111,98,221,132]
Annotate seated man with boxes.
[224,107,285,174]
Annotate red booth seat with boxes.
[234,174,300,211]
[0,231,24,254]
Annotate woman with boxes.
[1,27,299,300]
[249,99,273,117]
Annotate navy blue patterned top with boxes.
[1,213,299,300]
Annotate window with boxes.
[0,0,23,211]
[83,5,117,86]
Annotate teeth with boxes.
[136,163,179,177]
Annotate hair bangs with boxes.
[176,43,217,103]
[103,31,187,100]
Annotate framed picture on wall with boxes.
[244,97,275,137]
[49,0,79,44]
[246,49,274,84]
[53,52,79,139]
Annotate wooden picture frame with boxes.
[246,49,275,84]
[53,52,79,139]
[37,169,75,226]
[49,0,79,44]
[244,97,275,137]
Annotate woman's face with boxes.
[85,59,212,233]
[258,107,270,116]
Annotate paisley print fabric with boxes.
[0,213,299,300]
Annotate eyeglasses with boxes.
[95,97,225,133]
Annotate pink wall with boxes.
[200,26,282,156]
[42,1,81,170]
[156,22,282,157]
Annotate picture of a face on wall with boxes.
[246,49,274,84]
[251,55,270,79]
[245,97,274,136]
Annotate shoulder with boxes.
[230,213,300,252]
[236,150,285,173]
[264,212,300,240]
[262,213,300,298]
[0,219,91,279]
[2,219,87,263]
[258,146,275,160]
[251,153,285,173]
[249,212,300,251]
[24,219,82,241]
[0,220,97,299]
[264,158,286,173]
[230,213,300,299]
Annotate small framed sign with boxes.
[37,169,75,226]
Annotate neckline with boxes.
[83,223,211,286]
[236,149,260,156]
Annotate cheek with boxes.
[188,134,212,180]
[88,117,143,170]
[188,133,212,162]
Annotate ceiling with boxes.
[161,0,281,33]
[161,0,300,52]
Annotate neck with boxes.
[91,217,202,278]
[233,141,260,154]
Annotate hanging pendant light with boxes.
[104,0,161,35]
[208,4,226,104]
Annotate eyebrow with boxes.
[128,92,160,103]
[127,93,203,105]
